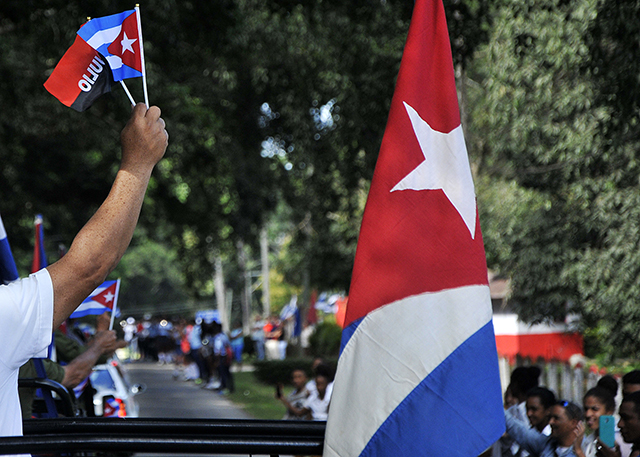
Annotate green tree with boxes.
[469,0,640,358]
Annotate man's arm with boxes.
[61,330,123,388]
[47,104,168,328]
[504,410,550,456]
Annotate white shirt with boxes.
[0,269,54,437]
[304,382,333,420]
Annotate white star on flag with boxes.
[120,32,137,54]
[391,101,477,238]
[103,291,115,303]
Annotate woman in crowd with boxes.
[577,380,631,457]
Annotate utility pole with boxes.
[237,239,252,334]
[260,226,271,318]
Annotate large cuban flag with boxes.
[70,279,120,319]
[323,0,505,456]
[77,10,143,82]
[0,213,19,284]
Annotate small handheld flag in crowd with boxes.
[70,279,121,329]
[323,0,505,455]
[45,5,149,111]
[0,213,19,284]
[43,35,113,112]
[31,214,47,274]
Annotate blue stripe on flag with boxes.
[0,214,19,284]
[360,321,504,457]
[78,10,135,40]
[0,237,19,284]
[69,306,111,319]
[339,317,363,355]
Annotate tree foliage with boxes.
[6,0,640,358]
[470,0,640,358]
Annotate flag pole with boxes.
[109,278,121,330]
[135,4,149,108]
[120,81,136,107]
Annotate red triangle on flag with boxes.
[106,12,142,72]
[342,0,488,331]
[90,282,118,310]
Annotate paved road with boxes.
[124,362,273,457]
[126,362,251,419]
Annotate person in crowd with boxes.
[186,318,207,384]
[251,315,266,361]
[623,372,640,397]
[19,325,121,418]
[510,367,544,422]
[212,322,234,394]
[492,366,543,457]
[302,373,332,421]
[277,317,288,360]
[597,375,620,398]
[577,383,631,457]
[155,318,174,365]
[505,400,584,457]
[300,322,315,355]
[230,328,244,364]
[264,315,282,360]
[200,319,220,390]
[526,387,557,435]
[54,312,126,415]
[617,391,640,457]
[0,103,168,437]
[505,385,519,410]
[123,317,139,360]
[181,352,201,381]
[275,368,311,420]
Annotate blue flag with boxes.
[0,213,19,284]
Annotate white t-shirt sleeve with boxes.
[0,269,54,370]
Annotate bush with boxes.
[308,322,342,357]
[252,357,338,385]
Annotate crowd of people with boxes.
[118,310,315,395]
[485,366,640,457]
[120,316,237,393]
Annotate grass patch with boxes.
[228,371,286,420]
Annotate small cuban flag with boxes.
[77,9,144,82]
[0,213,19,284]
[70,279,121,319]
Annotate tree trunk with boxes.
[237,240,252,335]
[214,253,229,334]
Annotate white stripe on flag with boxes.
[85,25,121,49]
[0,218,7,239]
[325,284,492,457]
[105,54,124,71]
